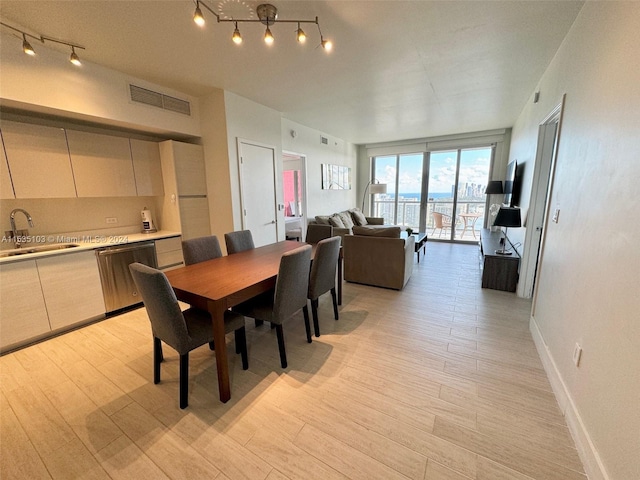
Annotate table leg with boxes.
[209,300,231,403]
[337,254,343,305]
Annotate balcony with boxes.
[372,199,487,242]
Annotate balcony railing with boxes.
[372,199,487,241]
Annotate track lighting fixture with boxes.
[193,1,205,27]
[69,46,81,66]
[296,23,306,43]
[232,22,242,44]
[22,33,35,56]
[264,24,274,45]
[192,1,333,52]
[1,21,85,66]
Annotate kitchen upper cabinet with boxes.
[172,141,207,196]
[0,121,77,198]
[66,130,137,197]
[37,251,106,331]
[0,260,50,351]
[159,141,211,240]
[130,139,164,196]
[1,134,15,199]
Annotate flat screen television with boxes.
[503,160,523,207]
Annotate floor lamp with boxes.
[493,206,521,255]
[361,180,387,212]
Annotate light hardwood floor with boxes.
[0,242,586,480]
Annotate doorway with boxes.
[519,95,565,300]
[282,152,307,240]
[237,139,278,247]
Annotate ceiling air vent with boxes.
[129,84,191,116]
[320,136,328,145]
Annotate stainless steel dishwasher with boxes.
[96,242,157,314]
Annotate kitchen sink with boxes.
[0,243,80,258]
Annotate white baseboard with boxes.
[529,317,609,480]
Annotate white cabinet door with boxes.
[179,197,211,241]
[0,260,50,350]
[36,251,106,331]
[66,130,137,197]
[173,142,207,196]
[130,139,164,196]
[155,236,184,270]
[0,135,15,199]
[0,121,77,198]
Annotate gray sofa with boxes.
[343,226,415,290]
[309,208,385,241]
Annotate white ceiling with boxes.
[0,1,584,144]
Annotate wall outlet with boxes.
[552,206,560,223]
[105,217,118,224]
[573,343,582,367]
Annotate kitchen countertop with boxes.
[0,230,181,264]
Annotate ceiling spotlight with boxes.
[321,36,332,52]
[22,33,35,56]
[264,25,274,45]
[232,22,242,44]
[193,1,205,27]
[69,46,81,66]
[296,23,306,43]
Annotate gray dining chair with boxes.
[306,224,333,244]
[308,236,341,337]
[232,245,312,368]
[129,262,248,409]
[224,230,255,254]
[182,235,223,265]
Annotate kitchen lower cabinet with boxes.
[0,260,50,350]
[155,235,183,270]
[66,129,137,197]
[37,251,106,331]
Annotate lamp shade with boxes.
[494,207,522,228]
[485,181,504,195]
[369,183,387,194]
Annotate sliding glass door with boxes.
[372,145,493,242]
[371,153,425,230]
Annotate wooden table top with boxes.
[165,240,309,307]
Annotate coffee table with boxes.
[413,232,428,262]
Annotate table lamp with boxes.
[485,181,504,195]
[493,206,521,255]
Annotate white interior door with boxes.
[238,139,278,247]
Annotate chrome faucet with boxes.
[10,208,34,247]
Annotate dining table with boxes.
[165,240,342,403]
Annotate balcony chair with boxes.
[308,236,341,337]
[232,245,312,368]
[432,212,453,238]
[129,262,248,409]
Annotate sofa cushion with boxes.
[349,208,368,226]
[328,214,346,228]
[338,211,355,230]
[315,215,331,225]
[352,226,401,238]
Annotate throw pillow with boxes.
[328,214,345,228]
[352,226,401,238]
[350,208,368,226]
[315,215,331,225]
[338,211,355,230]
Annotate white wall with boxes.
[282,119,358,218]
[0,32,200,138]
[509,2,640,479]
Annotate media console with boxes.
[479,228,520,292]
